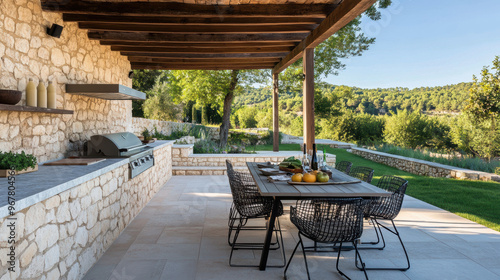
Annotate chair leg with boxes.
[356,219,410,271]
[354,242,369,280]
[358,218,386,250]
[299,234,312,280]
[229,217,285,268]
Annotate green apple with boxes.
[317,171,329,182]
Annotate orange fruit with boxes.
[303,172,317,183]
[291,173,303,182]
[311,170,319,175]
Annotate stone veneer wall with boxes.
[0,0,132,163]
[352,147,500,182]
[131,117,220,141]
[0,145,172,280]
[172,145,337,175]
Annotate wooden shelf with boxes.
[0,104,73,114]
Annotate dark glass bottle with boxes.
[311,143,318,170]
[302,143,309,170]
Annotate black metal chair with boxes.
[284,198,369,280]
[225,160,286,267]
[349,166,375,183]
[335,161,353,174]
[357,175,410,271]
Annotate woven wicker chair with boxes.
[349,166,374,183]
[284,198,369,280]
[335,161,353,174]
[358,175,410,271]
[226,160,285,267]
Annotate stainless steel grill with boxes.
[86,132,154,178]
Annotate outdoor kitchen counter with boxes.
[0,140,174,218]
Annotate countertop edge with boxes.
[0,158,129,219]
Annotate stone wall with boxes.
[0,145,172,280]
[131,117,220,140]
[0,0,132,163]
[172,145,337,175]
[352,147,500,182]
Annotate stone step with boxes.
[172,166,247,176]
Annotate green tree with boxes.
[464,56,500,160]
[143,77,182,121]
[170,70,267,148]
[131,70,166,117]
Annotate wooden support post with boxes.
[303,48,315,151]
[273,72,280,152]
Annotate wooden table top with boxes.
[246,162,390,199]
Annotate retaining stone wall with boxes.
[352,147,500,182]
[0,145,172,280]
[172,145,337,175]
[131,118,220,141]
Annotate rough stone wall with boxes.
[0,145,172,280]
[131,117,220,140]
[351,148,500,182]
[0,0,132,163]
[171,145,337,175]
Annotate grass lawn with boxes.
[250,144,500,232]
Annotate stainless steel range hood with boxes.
[65,84,146,100]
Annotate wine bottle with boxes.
[311,143,318,170]
[302,143,308,170]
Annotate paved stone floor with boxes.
[83,176,500,280]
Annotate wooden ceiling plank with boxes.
[122,52,289,58]
[113,46,292,54]
[63,13,325,25]
[127,57,281,63]
[41,1,337,17]
[80,23,317,33]
[273,0,377,74]
[100,41,296,48]
[131,64,274,70]
[88,31,307,43]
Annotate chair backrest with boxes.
[335,161,353,174]
[369,175,408,220]
[226,160,272,217]
[349,166,375,183]
[290,198,366,243]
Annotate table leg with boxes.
[259,197,281,271]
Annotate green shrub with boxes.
[384,110,433,149]
[0,151,37,171]
[152,124,211,140]
[193,140,223,154]
[318,112,384,145]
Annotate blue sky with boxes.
[326,0,500,89]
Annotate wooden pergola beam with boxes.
[121,52,289,59]
[63,14,325,25]
[303,48,315,152]
[101,41,296,48]
[127,57,281,64]
[272,0,377,74]
[131,64,273,70]
[88,32,307,43]
[273,73,280,152]
[113,46,291,54]
[42,1,337,17]
[80,23,317,34]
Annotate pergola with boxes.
[42,0,376,151]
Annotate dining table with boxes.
[246,162,391,271]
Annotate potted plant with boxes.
[140,129,155,144]
[0,151,38,177]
